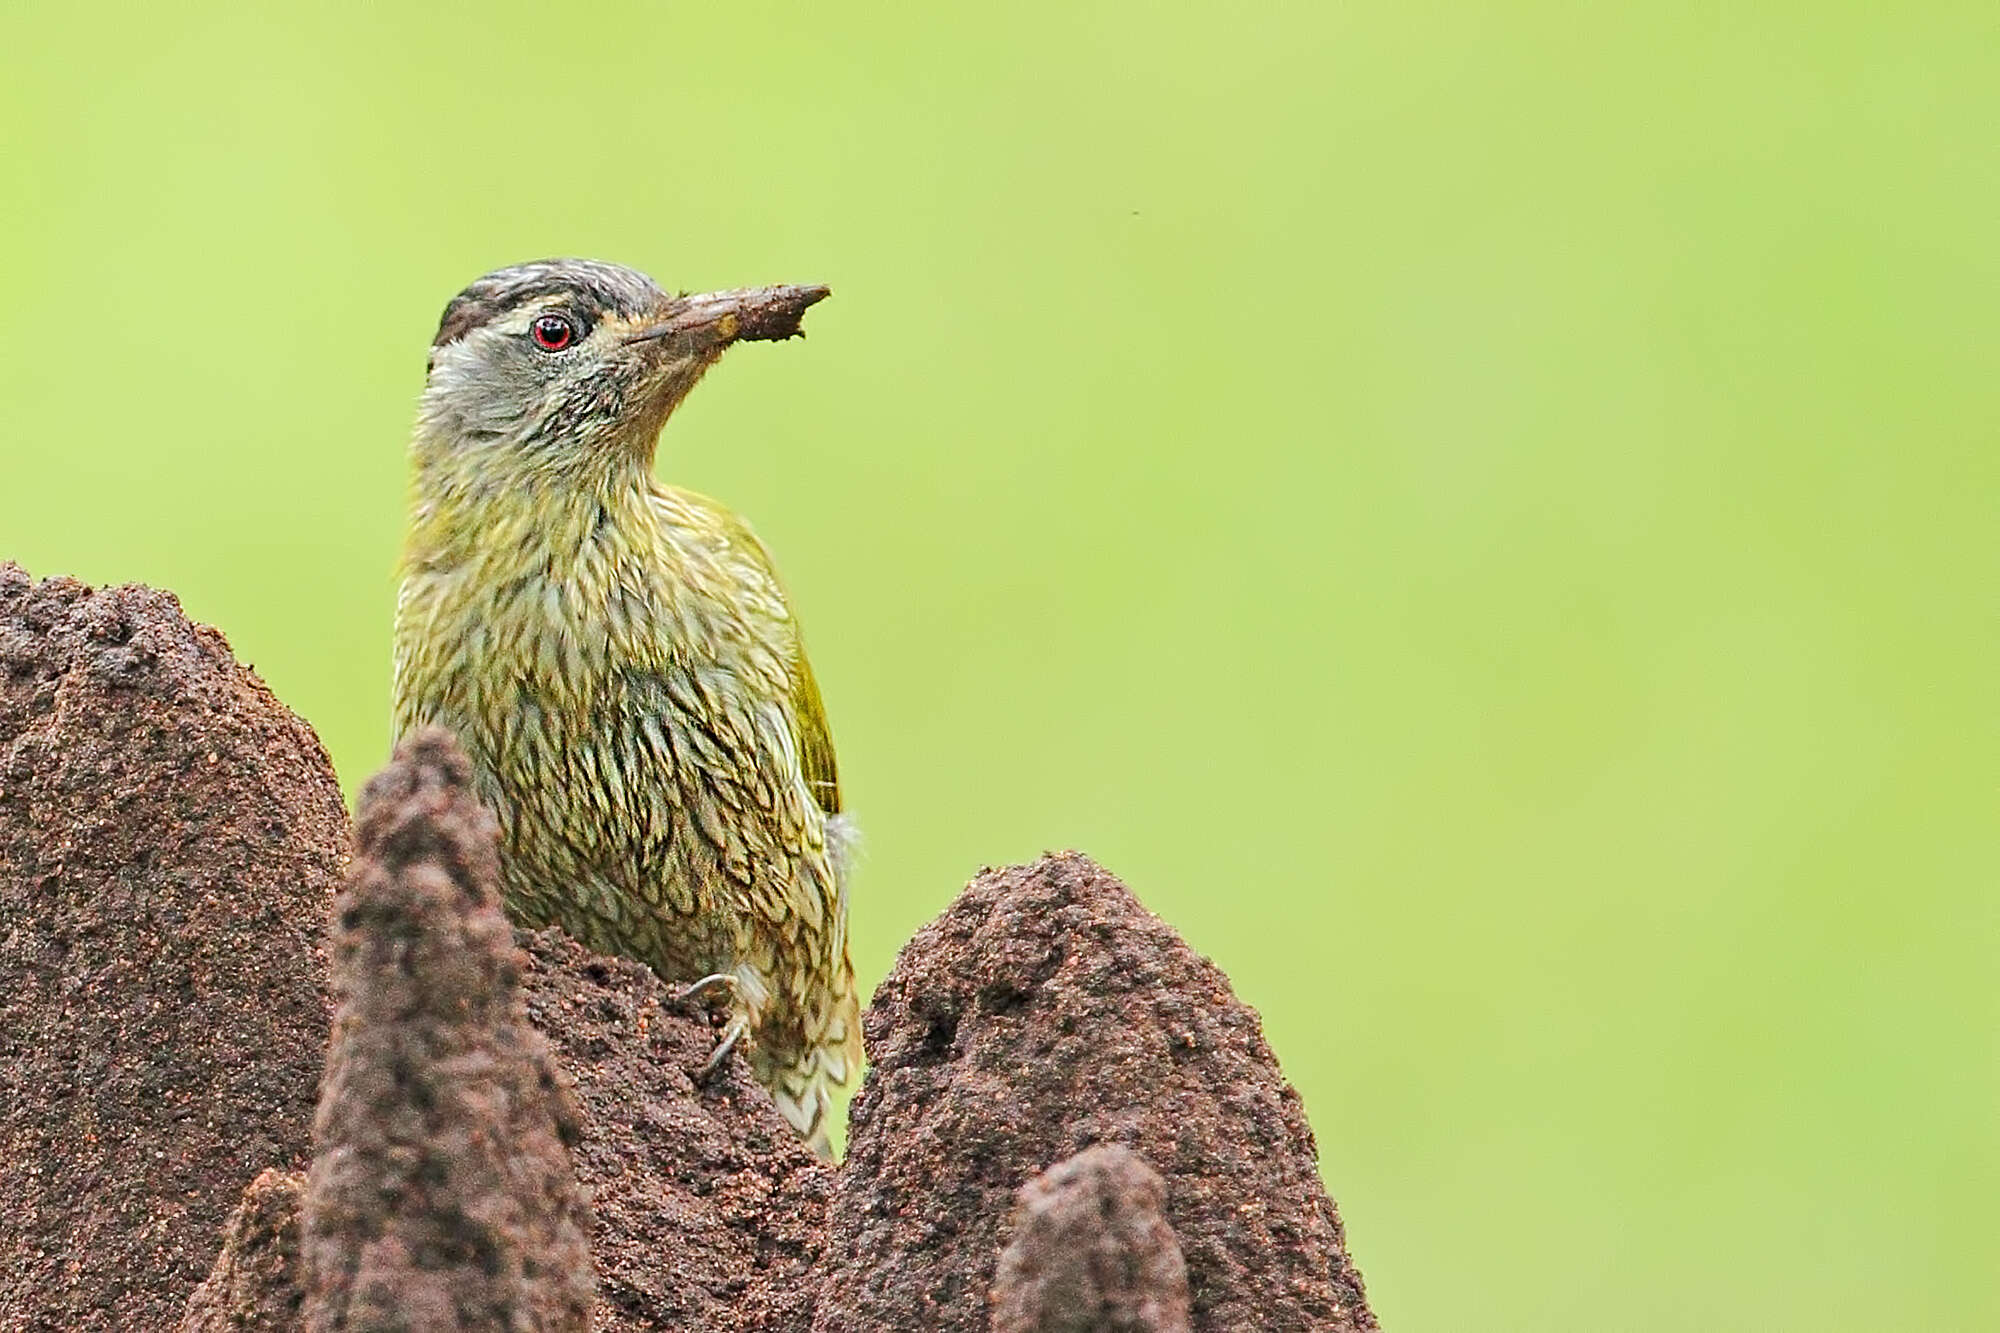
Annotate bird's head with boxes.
[415,258,828,481]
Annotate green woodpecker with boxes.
[391,259,857,1154]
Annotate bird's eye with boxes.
[531,314,576,352]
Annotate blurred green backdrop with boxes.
[3,2,1992,1327]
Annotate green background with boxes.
[4,3,1991,1327]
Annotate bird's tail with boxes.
[756,974,862,1159]
[755,811,863,1158]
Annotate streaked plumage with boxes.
[391,259,856,1151]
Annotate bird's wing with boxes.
[785,645,842,817]
[658,486,841,817]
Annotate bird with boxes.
[390,258,858,1155]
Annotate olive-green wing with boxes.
[666,486,841,817]
[787,647,841,817]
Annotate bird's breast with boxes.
[393,537,801,866]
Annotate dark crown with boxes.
[432,259,667,350]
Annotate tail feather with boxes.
[761,1018,860,1160]
[750,812,863,1159]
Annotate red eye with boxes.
[531,314,575,351]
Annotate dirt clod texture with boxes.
[1,565,1375,1331]
[180,1169,308,1333]
[515,926,833,1333]
[0,563,349,1332]
[991,1144,1191,1333]
[181,924,835,1333]
[303,730,596,1332]
[816,851,1377,1333]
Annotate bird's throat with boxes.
[403,435,667,590]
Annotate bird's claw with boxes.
[696,1017,748,1085]
[674,973,748,1084]
[674,972,737,1011]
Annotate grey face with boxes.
[421,259,682,465]
[417,258,830,473]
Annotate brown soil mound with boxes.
[816,852,1377,1333]
[0,564,348,1331]
[516,926,832,1333]
[179,922,835,1333]
[180,1170,308,1332]
[992,1144,1191,1333]
[303,732,595,1331]
[0,565,1374,1331]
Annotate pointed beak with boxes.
[623,283,831,353]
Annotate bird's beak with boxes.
[623,284,831,354]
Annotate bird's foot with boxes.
[674,972,737,1011]
[673,973,749,1085]
[697,1015,750,1085]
